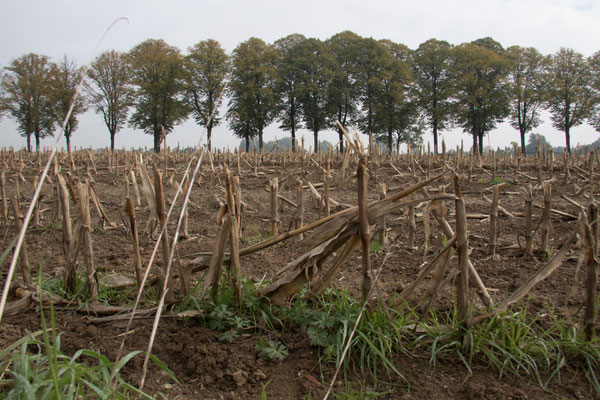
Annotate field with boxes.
[0,144,599,399]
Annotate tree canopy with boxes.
[1,53,55,152]
[412,39,454,154]
[86,50,133,151]
[506,46,549,155]
[3,33,600,153]
[327,31,363,153]
[546,48,594,154]
[127,39,189,153]
[49,55,88,153]
[295,38,337,152]
[451,39,510,154]
[228,37,279,151]
[184,39,230,150]
[273,34,307,152]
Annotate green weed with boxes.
[255,339,288,362]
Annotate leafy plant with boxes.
[255,339,288,362]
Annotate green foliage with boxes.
[87,50,134,151]
[127,39,189,153]
[546,47,595,154]
[506,46,549,154]
[228,37,279,150]
[0,53,55,152]
[0,281,176,399]
[589,50,600,133]
[283,289,408,386]
[0,337,173,399]
[525,133,551,155]
[369,239,383,253]
[371,40,418,154]
[48,55,88,152]
[451,39,510,154]
[412,39,455,154]
[294,38,337,152]
[184,39,230,150]
[423,304,600,394]
[332,384,393,400]
[274,33,307,151]
[327,31,363,153]
[355,38,394,136]
[255,339,288,362]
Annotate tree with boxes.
[375,115,425,153]
[184,39,230,151]
[355,38,390,136]
[227,108,257,152]
[228,38,278,151]
[295,38,336,153]
[525,132,551,155]
[372,40,415,153]
[586,50,600,133]
[451,39,510,154]
[546,48,594,154]
[49,56,88,153]
[327,31,363,153]
[86,50,133,151]
[127,39,189,153]
[412,39,454,154]
[0,53,54,152]
[506,46,549,155]
[273,34,307,152]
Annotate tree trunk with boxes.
[26,134,31,153]
[207,125,212,151]
[153,129,161,153]
[65,133,72,154]
[478,132,484,155]
[520,129,526,156]
[472,133,478,155]
[387,128,393,154]
[245,136,250,152]
[35,132,40,153]
[314,129,319,153]
[433,121,438,155]
[258,128,264,151]
[290,100,296,152]
[291,129,296,152]
[338,129,344,154]
[565,127,571,155]
[110,132,115,152]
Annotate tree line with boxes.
[1,32,599,155]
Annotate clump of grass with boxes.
[284,289,412,387]
[0,280,177,399]
[422,303,600,394]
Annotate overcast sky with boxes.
[1,0,599,152]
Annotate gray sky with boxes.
[1,0,599,151]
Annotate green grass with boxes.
[0,276,176,399]
[169,276,600,395]
[4,239,599,397]
[369,239,383,253]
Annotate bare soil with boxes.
[1,151,598,399]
